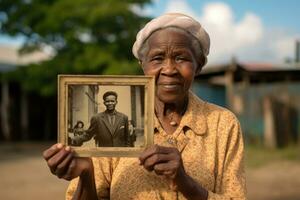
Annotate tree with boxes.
[0,0,151,96]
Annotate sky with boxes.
[1,0,300,65]
[134,0,300,65]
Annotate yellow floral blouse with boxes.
[66,92,246,200]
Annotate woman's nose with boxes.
[161,59,178,76]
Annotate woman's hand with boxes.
[139,145,186,190]
[139,145,208,200]
[43,143,92,181]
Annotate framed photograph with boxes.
[58,75,155,157]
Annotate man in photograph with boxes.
[71,91,130,147]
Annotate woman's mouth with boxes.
[158,82,182,91]
[162,84,179,89]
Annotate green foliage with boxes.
[245,144,300,168]
[0,0,150,96]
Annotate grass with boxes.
[245,144,300,168]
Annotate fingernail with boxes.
[57,143,63,149]
[65,146,71,151]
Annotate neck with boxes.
[155,96,188,117]
[106,110,115,114]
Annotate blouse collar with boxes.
[154,91,207,136]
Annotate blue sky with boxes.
[1,0,300,64]
[140,0,300,64]
[148,0,300,31]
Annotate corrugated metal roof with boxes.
[240,62,300,71]
[201,62,300,74]
[201,63,228,74]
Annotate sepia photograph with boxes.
[1,1,300,199]
[58,75,155,157]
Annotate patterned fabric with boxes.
[66,92,246,200]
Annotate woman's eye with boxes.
[151,56,163,62]
[175,56,185,62]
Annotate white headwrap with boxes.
[132,13,210,66]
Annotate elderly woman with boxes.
[43,13,246,200]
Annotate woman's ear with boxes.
[195,56,205,75]
[195,65,202,75]
[139,60,146,73]
[194,63,202,75]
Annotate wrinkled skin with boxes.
[43,144,98,199]
[42,27,207,200]
[139,28,207,199]
[139,28,196,182]
[139,145,185,190]
[43,143,92,181]
[141,28,200,104]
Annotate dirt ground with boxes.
[246,161,300,200]
[0,142,299,200]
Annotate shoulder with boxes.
[116,111,128,119]
[198,97,242,142]
[190,92,240,127]
[205,101,238,124]
[190,92,243,145]
[191,92,236,116]
[91,112,106,120]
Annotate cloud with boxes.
[130,4,155,17]
[273,34,299,62]
[163,1,265,64]
[162,0,299,65]
[164,0,197,17]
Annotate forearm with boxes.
[73,132,93,145]
[73,160,98,200]
[176,172,208,200]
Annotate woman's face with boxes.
[141,28,198,104]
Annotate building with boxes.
[0,45,51,141]
[193,60,300,148]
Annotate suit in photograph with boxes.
[74,111,130,147]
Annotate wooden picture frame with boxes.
[58,75,155,157]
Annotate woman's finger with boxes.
[42,143,63,161]
[139,145,176,164]
[55,149,74,178]
[60,157,93,181]
[47,146,71,174]
[153,162,176,175]
[61,159,79,181]
[143,153,172,171]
